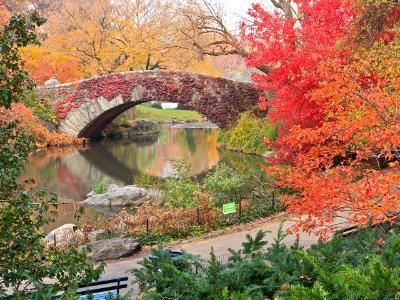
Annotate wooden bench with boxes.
[56,277,129,299]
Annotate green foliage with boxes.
[163,178,199,209]
[162,160,200,209]
[92,180,107,194]
[21,90,56,122]
[134,225,400,300]
[218,111,277,155]
[0,12,45,108]
[0,122,103,298]
[134,174,164,189]
[0,14,102,298]
[204,163,245,207]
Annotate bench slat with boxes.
[77,283,128,295]
[80,277,128,288]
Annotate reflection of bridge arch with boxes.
[79,145,135,184]
[38,71,261,138]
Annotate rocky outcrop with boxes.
[128,120,161,136]
[101,120,160,139]
[81,185,162,207]
[45,224,84,247]
[84,237,141,261]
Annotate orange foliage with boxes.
[0,0,10,26]
[269,44,400,239]
[20,45,81,84]
[0,103,86,147]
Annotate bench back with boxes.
[55,276,129,299]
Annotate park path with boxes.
[100,216,319,298]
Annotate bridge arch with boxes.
[39,71,261,139]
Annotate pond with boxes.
[24,125,267,232]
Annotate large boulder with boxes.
[81,185,162,207]
[84,237,141,261]
[128,120,161,136]
[45,224,84,247]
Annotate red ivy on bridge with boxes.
[52,71,260,128]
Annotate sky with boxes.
[215,0,255,31]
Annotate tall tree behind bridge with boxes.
[40,0,221,77]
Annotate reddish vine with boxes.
[50,71,260,128]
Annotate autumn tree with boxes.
[20,45,80,84]
[242,0,355,131]
[41,0,221,77]
[251,0,400,238]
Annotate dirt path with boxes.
[101,216,319,298]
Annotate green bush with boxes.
[162,160,200,209]
[92,180,106,194]
[21,90,56,122]
[134,225,400,300]
[218,111,277,155]
[204,163,245,207]
[0,13,102,299]
[134,174,164,189]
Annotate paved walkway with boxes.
[101,217,318,298]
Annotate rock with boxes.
[81,185,162,207]
[84,237,141,261]
[44,76,60,87]
[87,229,106,242]
[128,120,161,136]
[38,117,58,132]
[262,151,275,158]
[45,224,84,247]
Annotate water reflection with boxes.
[24,127,221,203]
[23,127,266,231]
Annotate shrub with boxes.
[162,160,200,209]
[134,174,164,189]
[92,180,106,194]
[204,163,245,207]
[21,90,56,122]
[163,179,200,209]
[133,225,400,300]
[218,111,277,155]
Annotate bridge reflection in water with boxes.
[23,126,266,231]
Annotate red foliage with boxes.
[268,47,400,239]
[0,103,85,147]
[243,0,356,131]
[245,0,400,238]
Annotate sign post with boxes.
[223,202,236,215]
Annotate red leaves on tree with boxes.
[244,0,355,131]
[245,0,400,238]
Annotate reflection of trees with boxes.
[184,129,196,154]
[24,128,223,203]
[134,128,220,178]
[129,133,159,146]
[218,149,267,177]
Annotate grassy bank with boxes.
[132,104,204,122]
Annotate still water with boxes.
[24,126,266,231]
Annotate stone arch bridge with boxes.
[38,71,261,138]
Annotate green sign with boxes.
[223,202,236,215]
